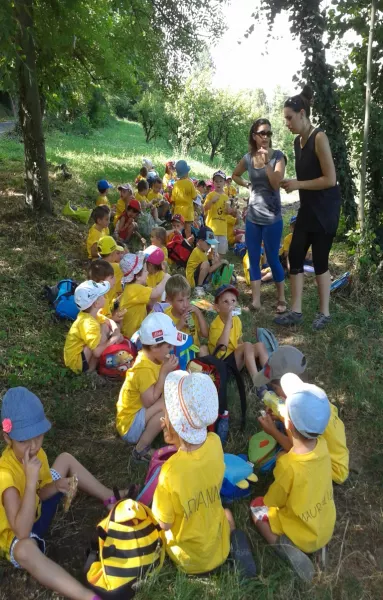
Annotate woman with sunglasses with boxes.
[275,86,341,330]
[233,119,287,313]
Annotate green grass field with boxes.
[0,119,382,600]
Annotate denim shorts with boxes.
[122,408,146,444]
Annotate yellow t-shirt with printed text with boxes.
[204,192,228,236]
[0,447,52,560]
[119,283,152,339]
[96,195,110,207]
[265,437,336,553]
[208,314,242,357]
[164,306,200,347]
[226,214,237,245]
[102,263,123,317]
[64,311,107,373]
[185,247,207,287]
[172,179,197,222]
[87,225,110,259]
[147,270,165,289]
[116,352,161,436]
[322,404,349,484]
[152,433,230,574]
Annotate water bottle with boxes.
[216,411,229,445]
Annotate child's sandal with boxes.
[103,484,140,507]
[132,445,153,464]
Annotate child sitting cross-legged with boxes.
[250,378,336,581]
[87,205,111,259]
[185,226,223,292]
[119,252,170,339]
[208,284,268,382]
[164,275,209,355]
[64,280,123,374]
[253,350,349,484]
[116,313,186,462]
[0,386,132,600]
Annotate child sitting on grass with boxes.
[163,160,175,188]
[148,177,170,220]
[164,275,208,353]
[116,313,185,462]
[0,386,130,600]
[226,206,239,247]
[64,280,122,374]
[135,166,148,185]
[114,183,133,225]
[204,170,229,257]
[196,180,207,200]
[224,175,237,198]
[208,285,268,382]
[114,199,144,245]
[254,353,349,484]
[96,179,113,207]
[136,179,161,225]
[144,246,166,289]
[88,259,124,323]
[250,379,336,582]
[87,205,111,259]
[152,370,234,574]
[172,160,197,239]
[185,226,223,291]
[150,226,168,261]
[119,252,170,339]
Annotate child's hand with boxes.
[212,193,220,203]
[23,448,41,484]
[54,477,72,495]
[258,413,278,436]
[188,304,200,316]
[161,354,179,375]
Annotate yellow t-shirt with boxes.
[147,190,163,206]
[208,315,242,357]
[204,192,228,236]
[226,214,237,245]
[102,263,123,317]
[147,270,165,289]
[113,198,126,225]
[152,433,230,574]
[96,195,110,207]
[280,232,293,256]
[163,173,173,188]
[322,404,349,484]
[224,184,237,198]
[164,306,200,347]
[265,437,336,553]
[87,225,109,259]
[161,246,168,261]
[0,447,52,560]
[172,179,197,222]
[64,311,107,373]
[116,352,161,436]
[119,283,152,339]
[135,193,148,207]
[185,247,207,288]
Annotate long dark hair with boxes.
[284,85,313,117]
[248,118,272,153]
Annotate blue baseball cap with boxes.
[197,226,218,245]
[281,374,330,439]
[97,179,113,192]
[175,160,191,178]
[1,387,51,441]
[290,215,297,224]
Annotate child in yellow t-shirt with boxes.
[250,382,336,581]
[208,285,268,383]
[163,160,175,188]
[226,207,238,246]
[185,226,223,290]
[150,226,168,261]
[224,175,237,198]
[88,258,124,323]
[204,170,229,256]
[148,177,170,220]
[64,280,123,374]
[96,179,113,207]
[86,205,111,259]
[254,359,349,484]
[172,160,197,238]
[152,370,234,574]
[119,252,170,339]
[114,183,133,225]
[144,246,166,291]
[135,166,148,185]
[0,387,131,593]
[164,275,208,353]
[116,313,184,462]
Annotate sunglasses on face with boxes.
[256,130,273,138]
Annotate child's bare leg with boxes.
[197,261,210,286]
[151,206,159,221]
[233,345,246,370]
[83,347,98,373]
[225,508,236,532]
[13,539,95,600]
[198,344,209,357]
[52,452,117,503]
[245,341,268,381]
[135,399,165,452]
[252,517,279,545]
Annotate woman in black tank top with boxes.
[275,86,341,331]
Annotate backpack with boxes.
[43,279,79,321]
[243,252,250,285]
[256,327,279,356]
[220,454,258,503]
[211,263,235,289]
[234,242,247,259]
[136,445,177,506]
[166,234,192,267]
[62,201,92,225]
[97,340,137,380]
[85,499,165,600]
[172,334,199,371]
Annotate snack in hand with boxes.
[63,474,79,513]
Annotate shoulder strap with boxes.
[226,362,247,431]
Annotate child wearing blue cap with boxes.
[172,160,197,239]
[96,179,113,208]
[0,387,130,599]
[250,377,336,581]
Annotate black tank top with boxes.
[294,128,341,235]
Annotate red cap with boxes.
[128,199,141,213]
[172,213,185,224]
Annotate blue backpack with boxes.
[256,327,278,356]
[172,335,198,371]
[234,242,247,258]
[44,279,79,321]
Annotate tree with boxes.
[134,92,166,143]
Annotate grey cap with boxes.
[253,346,307,387]
[1,387,51,441]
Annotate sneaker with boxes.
[312,313,331,330]
[274,310,303,326]
[273,535,315,582]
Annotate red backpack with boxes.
[166,233,192,267]
[136,445,177,506]
[98,340,137,379]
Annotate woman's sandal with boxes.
[276,300,287,314]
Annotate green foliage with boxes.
[134,92,167,143]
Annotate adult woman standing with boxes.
[275,86,341,330]
[233,119,286,312]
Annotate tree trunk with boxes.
[15,0,52,213]
[210,144,218,162]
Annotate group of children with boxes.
[0,157,349,598]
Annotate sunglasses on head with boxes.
[256,130,273,138]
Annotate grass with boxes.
[0,119,383,599]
